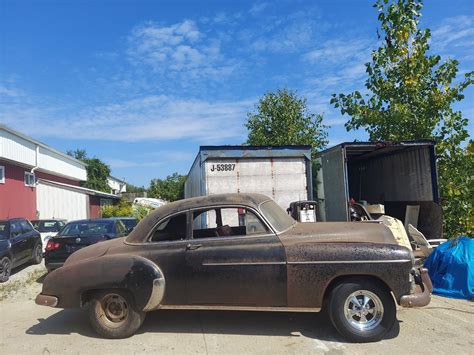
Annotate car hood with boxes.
[280,221,397,245]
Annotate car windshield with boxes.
[260,200,296,233]
[0,222,7,240]
[32,220,61,232]
[60,221,113,236]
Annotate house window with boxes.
[0,166,4,184]
[24,172,36,187]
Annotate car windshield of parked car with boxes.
[0,222,7,240]
[121,219,137,231]
[260,200,296,233]
[60,221,113,236]
[32,220,60,232]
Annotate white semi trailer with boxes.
[184,145,313,213]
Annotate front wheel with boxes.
[88,290,146,339]
[328,280,396,342]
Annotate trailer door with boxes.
[317,147,349,221]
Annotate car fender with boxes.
[42,254,165,311]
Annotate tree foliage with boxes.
[101,198,153,221]
[331,0,473,238]
[245,88,328,156]
[148,172,186,202]
[67,149,111,193]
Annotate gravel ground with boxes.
[1,263,473,354]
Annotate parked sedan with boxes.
[36,193,431,342]
[31,219,66,251]
[44,219,128,272]
[0,218,43,282]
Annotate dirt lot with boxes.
[1,263,473,355]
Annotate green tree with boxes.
[148,173,186,202]
[126,183,147,193]
[245,88,328,157]
[67,149,111,193]
[331,0,473,238]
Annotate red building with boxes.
[0,125,120,221]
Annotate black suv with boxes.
[0,218,43,282]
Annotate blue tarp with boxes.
[424,236,474,300]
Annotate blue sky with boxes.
[1,0,473,186]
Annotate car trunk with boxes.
[46,234,106,261]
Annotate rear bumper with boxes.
[35,294,59,308]
[400,268,432,308]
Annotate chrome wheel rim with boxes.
[343,290,384,331]
[0,258,11,278]
[98,293,129,328]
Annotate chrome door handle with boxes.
[186,243,202,250]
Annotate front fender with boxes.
[41,254,165,311]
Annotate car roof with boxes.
[108,217,136,220]
[66,219,115,224]
[0,218,25,223]
[126,193,272,243]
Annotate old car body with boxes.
[0,218,43,282]
[36,193,431,342]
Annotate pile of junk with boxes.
[290,141,474,300]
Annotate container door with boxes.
[318,147,349,221]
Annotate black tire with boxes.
[88,290,146,339]
[0,256,12,283]
[328,279,396,343]
[31,242,43,264]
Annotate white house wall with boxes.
[0,129,37,166]
[38,146,87,181]
[36,182,89,221]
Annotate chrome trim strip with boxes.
[287,259,411,265]
[160,305,321,312]
[202,261,286,266]
[143,275,166,312]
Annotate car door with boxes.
[19,219,36,256]
[9,220,28,264]
[144,211,190,305]
[185,206,287,307]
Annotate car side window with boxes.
[10,221,22,238]
[149,213,187,242]
[192,207,269,239]
[20,220,33,233]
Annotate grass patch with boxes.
[0,267,46,302]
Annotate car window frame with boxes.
[145,210,192,244]
[189,205,273,241]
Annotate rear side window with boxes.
[20,220,33,233]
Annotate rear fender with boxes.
[42,254,165,311]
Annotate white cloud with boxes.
[0,88,254,143]
[127,20,236,81]
[431,15,474,51]
[304,39,371,64]
[249,3,268,16]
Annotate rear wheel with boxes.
[31,242,43,264]
[88,290,146,339]
[328,279,396,342]
[0,257,12,283]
